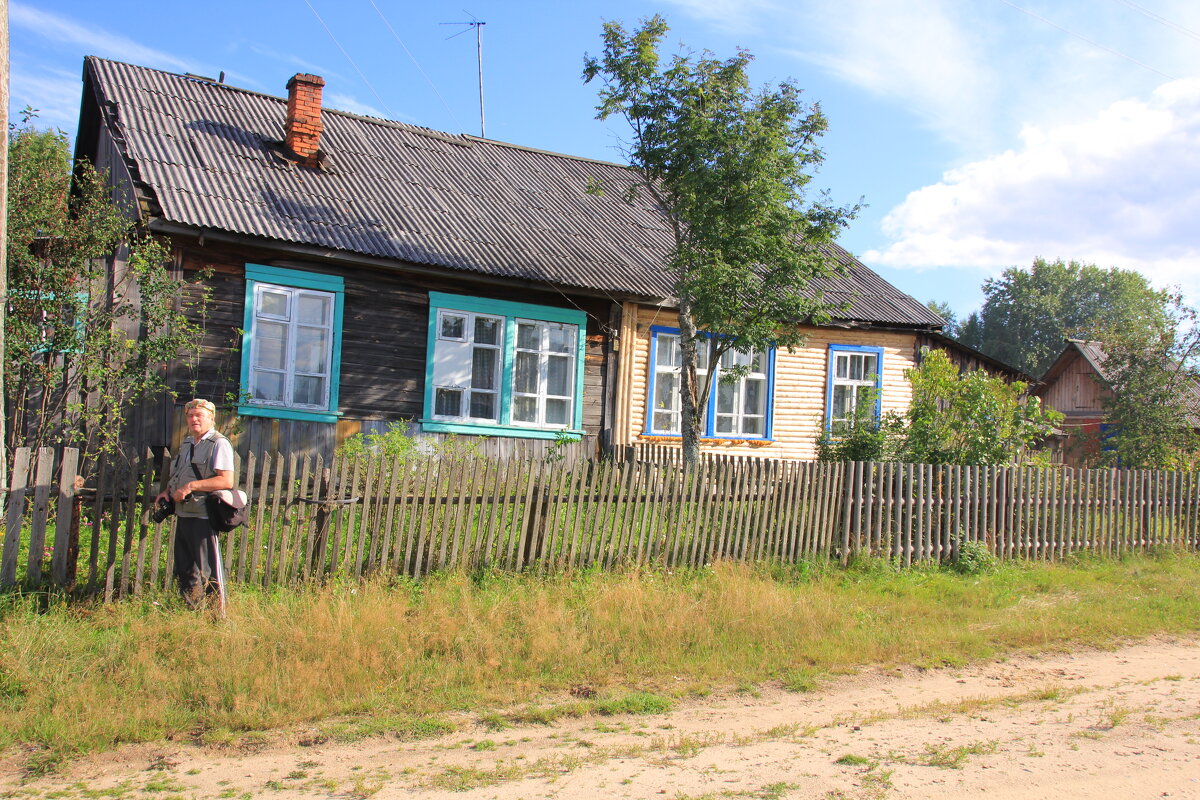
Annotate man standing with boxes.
[156,399,235,609]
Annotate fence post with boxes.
[840,461,857,565]
[51,448,81,588]
[1,448,32,586]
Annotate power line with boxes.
[367,0,465,132]
[302,0,396,119]
[996,0,1177,81]
[1111,0,1200,43]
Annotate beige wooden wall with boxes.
[1039,353,1110,414]
[615,304,921,460]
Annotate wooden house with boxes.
[73,57,1015,460]
[1035,339,1200,466]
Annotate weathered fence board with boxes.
[3,448,1199,597]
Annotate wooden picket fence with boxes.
[2,446,1199,599]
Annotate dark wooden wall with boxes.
[147,237,613,459]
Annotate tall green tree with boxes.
[926,300,959,338]
[960,258,1171,377]
[6,123,206,458]
[1094,305,1200,470]
[584,17,857,466]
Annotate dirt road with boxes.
[6,637,1200,799]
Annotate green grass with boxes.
[2,552,1200,770]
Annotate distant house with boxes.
[74,57,1019,461]
[1034,339,1200,466]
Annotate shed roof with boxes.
[81,56,943,328]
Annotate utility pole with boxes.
[441,17,487,138]
[0,0,9,490]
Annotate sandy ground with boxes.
[4,637,1200,799]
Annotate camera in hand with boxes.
[150,497,175,523]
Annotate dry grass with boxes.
[2,552,1200,767]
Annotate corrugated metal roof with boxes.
[85,56,943,328]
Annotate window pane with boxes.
[545,399,569,425]
[863,355,878,380]
[440,314,465,340]
[513,351,539,393]
[836,355,848,379]
[654,372,678,410]
[435,388,461,417]
[750,352,766,372]
[469,391,496,420]
[252,371,284,402]
[653,411,677,433]
[472,347,497,390]
[294,375,325,407]
[695,343,710,371]
[742,416,763,435]
[833,385,850,419]
[849,355,864,380]
[656,335,678,367]
[296,294,330,326]
[744,378,765,416]
[517,322,540,350]
[717,382,736,414]
[474,316,500,345]
[295,326,329,374]
[546,355,571,396]
[512,395,538,423]
[254,321,288,371]
[548,325,573,354]
[716,415,734,433]
[258,290,288,318]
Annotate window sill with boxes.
[237,404,342,424]
[421,419,583,441]
[638,434,774,447]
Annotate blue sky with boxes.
[11,0,1200,319]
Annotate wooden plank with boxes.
[374,455,402,572]
[481,459,510,569]
[410,456,437,578]
[251,453,275,585]
[1,449,32,587]
[284,454,310,584]
[235,451,257,583]
[352,454,378,578]
[51,448,81,588]
[132,453,154,595]
[23,450,54,587]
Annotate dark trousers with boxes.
[174,516,225,608]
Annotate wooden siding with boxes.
[141,238,612,459]
[622,305,921,460]
[1039,351,1110,414]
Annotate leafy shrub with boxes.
[949,539,998,576]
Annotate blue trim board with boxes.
[238,264,345,423]
[425,291,588,436]
[824,344,885,429]
[644,326,775,440]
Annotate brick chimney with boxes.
[285,73,325,166]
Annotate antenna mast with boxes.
[441,15,487,137]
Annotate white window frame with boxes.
[646,329,772,439]
[431,309,504,423]
[826,345,883,431]
[248,282,336,411]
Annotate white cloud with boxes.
[328,93,387,120]
[9,66,81,132]
[10,2,199,74]
[865,78,1200,297]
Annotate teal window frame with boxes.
[423,291,586,440]
[825,344,884,431]
[238,264,344,424]
[18,290,89,356]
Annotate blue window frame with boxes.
[239,264,345,424]
[423,292,586,440]
[644,326,775,440]
[825,344,883,431]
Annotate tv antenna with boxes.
[441,14,487,137]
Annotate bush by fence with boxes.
[2,446,1198,599]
